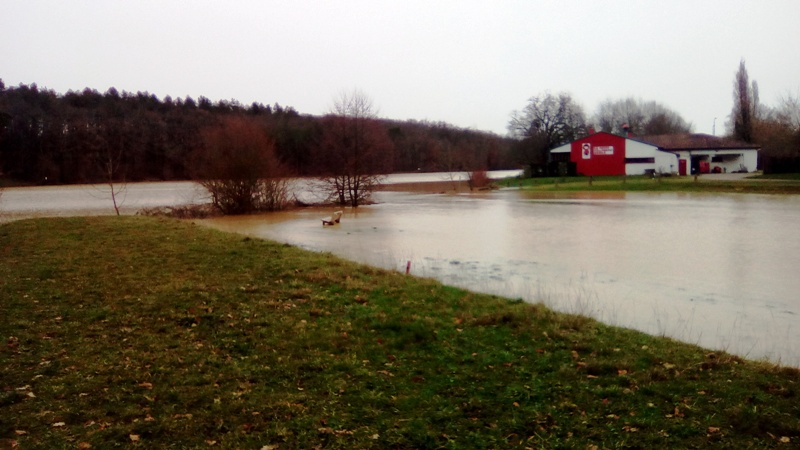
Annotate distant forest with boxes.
[0,81,517,185]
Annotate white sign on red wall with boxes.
[593,146,614,155]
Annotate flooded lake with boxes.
[3,174,800,366]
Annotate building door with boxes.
[679,159,687,176]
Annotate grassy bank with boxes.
[499,175,800,195]
[1,217,798,448]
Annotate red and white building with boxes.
[550,131,759,176]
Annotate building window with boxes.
[625,157,655,164]
[551,152,571,162]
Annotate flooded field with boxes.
[202,190,800,366]
[3,174,800,366]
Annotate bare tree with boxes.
[191,116,291,214]
[755,90,800,166]
[593,97,692,135]
[99,144,127,216]
[90,117,131,216]
[314,90,392,207]
[777,91,800,130]
[508,92,586,176]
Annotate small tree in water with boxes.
[192,116,291,214]
[314,90,393,207]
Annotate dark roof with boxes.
[635,134,759,151]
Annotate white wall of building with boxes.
[625,140,658,158]
[624,140,678,175]
[740,150,758,172]
[654,151,679,174]
[672,149,759,173]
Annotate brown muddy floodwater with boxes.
[3,175,800,366]
[201,189,800,367]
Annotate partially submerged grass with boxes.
[499,174,800,195]
[1,217,798,448]
[752,173,800,181]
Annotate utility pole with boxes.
[713,117,717,136]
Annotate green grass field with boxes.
[499,174,800,195]
[1,217,798,448]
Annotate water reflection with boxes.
[202,190,800,366]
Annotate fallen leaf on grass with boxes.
[707,426,720,434]
[138,382,153,389]
[78,442,92,449]
[780,437,791,443]
[260,446,279,450]
[129,434,140,442]
[317,427,354,436]
[14,430,27,436]
[52,422,66,427]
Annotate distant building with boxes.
[550,131,759,176]
[637,134,759,175]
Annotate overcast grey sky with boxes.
[2,1,799,136]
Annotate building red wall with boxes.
[570,132,626,176]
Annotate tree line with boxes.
[729,60,800,173]
[0,80,517,186]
